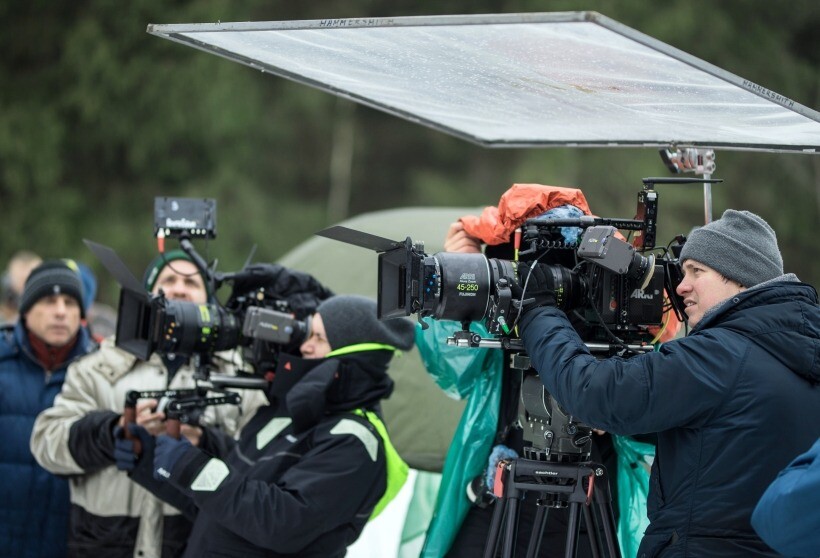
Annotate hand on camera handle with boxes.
[510,261,558,314]
[113,424,154,471]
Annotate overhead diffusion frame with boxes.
[148,12,820,154]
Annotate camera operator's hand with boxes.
[510,262,557,314]
[118,398,165,437]
[444,222,483,253]
[113,424,154,472]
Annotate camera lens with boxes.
[541,264,587,311]
[154,300,240,356]
[427,252,492,322]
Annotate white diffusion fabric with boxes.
[149,12,820,152]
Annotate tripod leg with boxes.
[582,504,602,558]
[525,502,550,558]
[502,497,520,558]
[564,502,582,558]
[483,498,508,558]
[596,501,621,558]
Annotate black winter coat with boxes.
[520,278,820,558]
[152,352,394,558]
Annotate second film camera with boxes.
[88,196,332,381]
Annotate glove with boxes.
[153,434,193,482]
[510,262,557,313]
[113,424,154,472]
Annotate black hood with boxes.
[274,351,395,432]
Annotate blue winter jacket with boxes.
[0,321,95,558]
[520,278,820,558]
[751,436,820,558]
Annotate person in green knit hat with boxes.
[32,249,266,558]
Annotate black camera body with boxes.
[115,286,307,373]
[377,217,683,348]
[103,197,329,378]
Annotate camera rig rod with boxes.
[446,332,653,355]
[524,216,645,231]
[178,235,217,296]
[206,373,269,390]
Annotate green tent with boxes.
[278,206,481,472]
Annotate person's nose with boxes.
[53,297,68,316]
[676,276,691,296]
[166,283,190,301]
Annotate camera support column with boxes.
[659,147,718,223]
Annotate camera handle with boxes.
[163,392,242,439]
[122,387,241,455]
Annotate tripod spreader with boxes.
[484,458,621,558]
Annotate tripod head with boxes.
[519,369,592,462]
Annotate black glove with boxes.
[113,424,154,472]
[510,262,557,314]
[153,434,194,482]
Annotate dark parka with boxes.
[0,322,94,558]
[520,277,820,558]
[139,351,395,558]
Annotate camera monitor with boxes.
[154,197,217,239]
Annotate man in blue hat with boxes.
[1,260,96,558]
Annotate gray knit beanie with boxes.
[317,294,415,351]
[19,260,85,318]
[679,209,783,287]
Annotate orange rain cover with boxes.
[460,184,592,245]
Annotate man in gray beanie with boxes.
[510,209,820,557]
[680,209,783,288]
[677,209,784,327]
[125,294,416,558]
[1,259,95,558]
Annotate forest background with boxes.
[2,0,818,306]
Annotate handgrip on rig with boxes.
[122,390,143,455]
[165,418,182,440]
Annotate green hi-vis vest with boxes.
[351,408,409,520]
[326,342,410,519]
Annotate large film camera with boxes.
[88,197,332,380]
[320,178,702,461]
[322,178,689,349]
